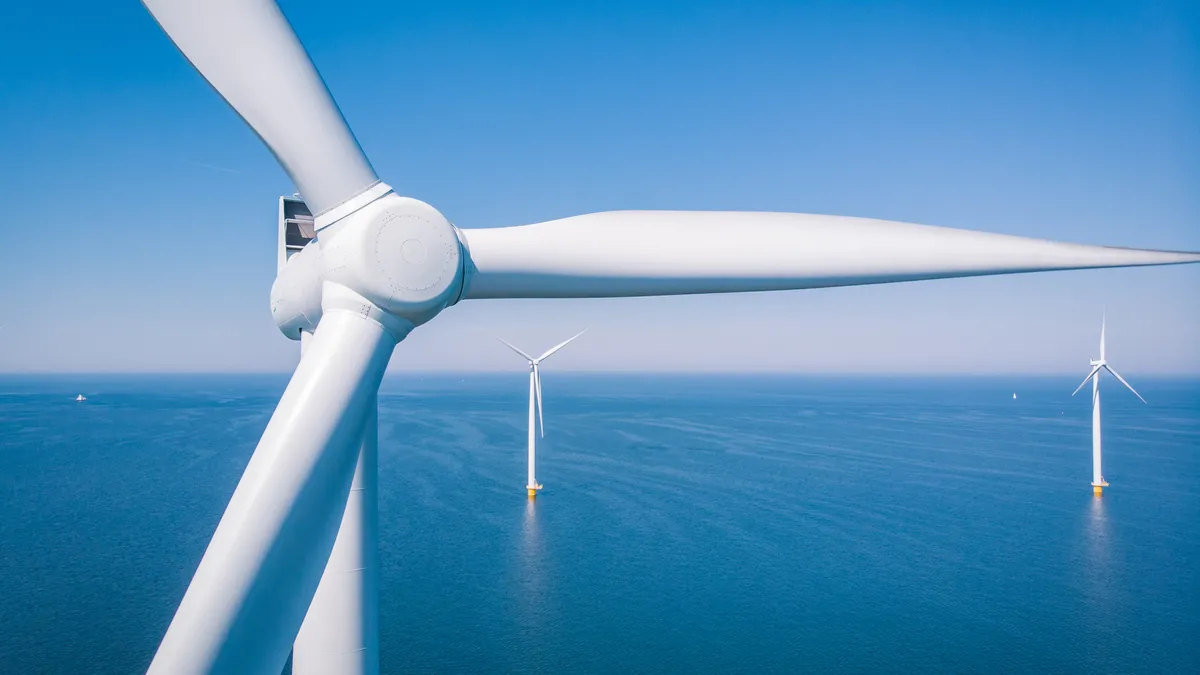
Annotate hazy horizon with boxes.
[4,370,1198,378]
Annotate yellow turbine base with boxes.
[528,488,538,498]
[1093,485,1103,496]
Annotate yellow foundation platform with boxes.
[527,483,542,498]
[1092,480,1109,496]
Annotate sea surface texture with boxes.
[0,375,1197,674]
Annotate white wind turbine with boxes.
[497,330,587,498]
[134,1,1200,673]
[1072,314,1145,496]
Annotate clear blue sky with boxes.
[1,0,1196,374]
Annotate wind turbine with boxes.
[135,1,1200,673]
[497,330,587,498]
[1072,314,1146,496]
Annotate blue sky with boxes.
[1,0,1197,374]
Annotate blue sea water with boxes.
[0,374,1197,674]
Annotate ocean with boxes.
[0,374,1197,674]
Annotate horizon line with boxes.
[2,370,1198,378]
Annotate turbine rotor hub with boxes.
[271,189,465,339]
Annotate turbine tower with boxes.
[497,330,587,498]
[135,1,1200,673]
[1072,314,1146,496]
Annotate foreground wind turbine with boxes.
[1072,315,1146,496]
[137,1,1200,673]
[497,330,587,498]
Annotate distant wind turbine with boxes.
[1072,314,1145,496]
[497,330,587,498]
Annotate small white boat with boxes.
[75,394,86,402]
[1012,393,1017,400]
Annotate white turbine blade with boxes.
[495,336,535,362]
[147,308,397,675]
[534,365,545,437]
[458,211,1200,299]
[1072,365,1101,396]
[141,0,379,216]
[1100,311,1107,361]
[536,328,589,362]
[1104,365,1146,404]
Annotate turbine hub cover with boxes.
[321,194,463,326]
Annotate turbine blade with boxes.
[534,365,545,437]
[537,328,589,362]
[147,307,397,675]
[141,0,379,217]
[1100,312,1107,361]
[458,211,1200,299]
[1072,366,1101,396]
[495,336,534,362]
[1104,365,1146,404]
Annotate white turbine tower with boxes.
[497,330,587,498]
[134,1,1200,673]
[1072,314,1146,496]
